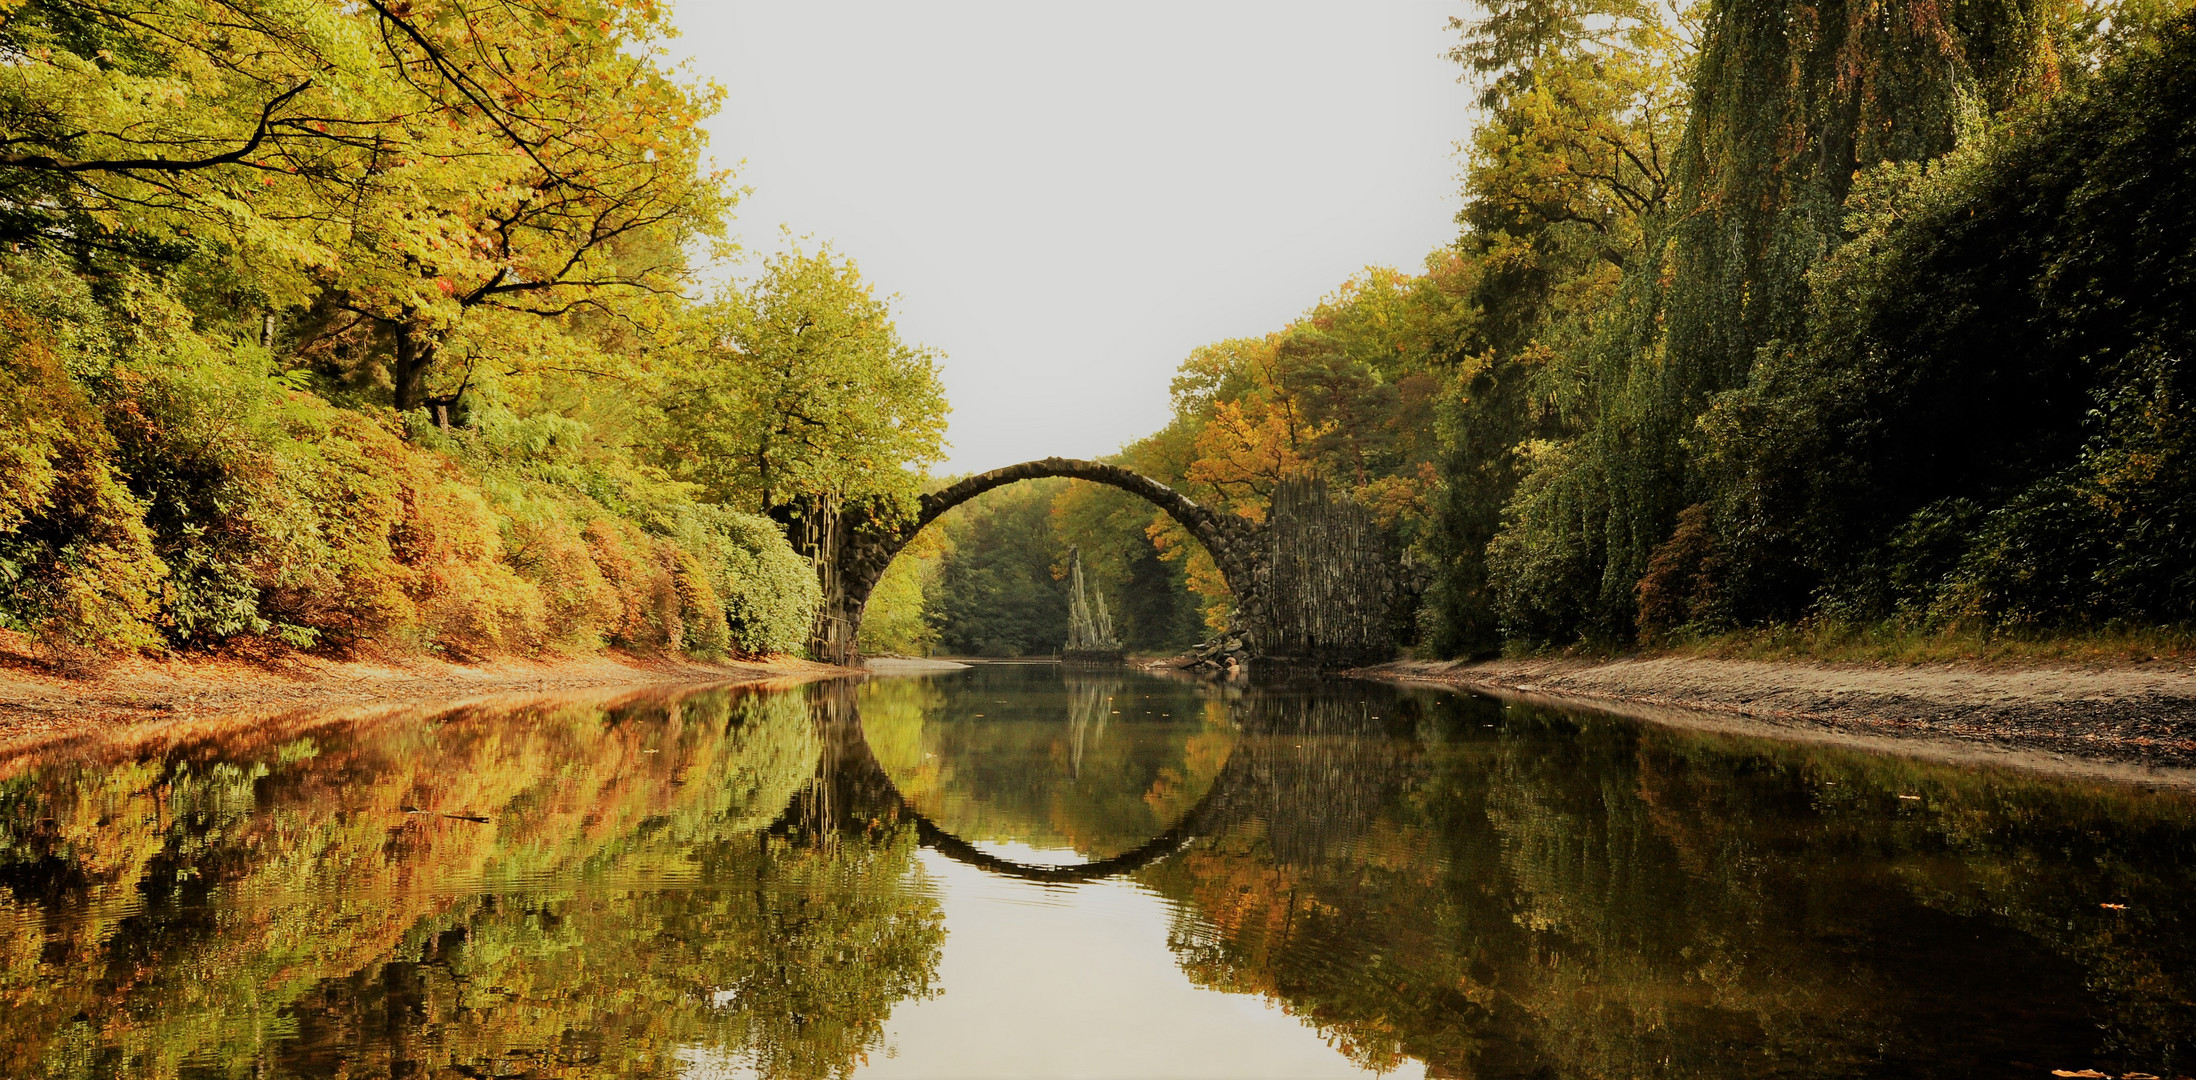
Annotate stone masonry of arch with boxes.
[808,458,1272,664]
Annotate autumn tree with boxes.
[664,244,950,516]
[1416,0,1690,655]
[0,0,383,266]
[0,0,826,660]
[0,0,726,417]
[307,0,728,415]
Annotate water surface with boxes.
[3,665,2193,1077]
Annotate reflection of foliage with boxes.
[0,685,945,1078]
[269,826,942,1080]
[1141,687,2196,1078]
[686,829,946,1079]
[862,675,951,794]
[861,669,1233,858]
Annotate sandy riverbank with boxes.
[0,634,854,750]
[1363,655,2196,775]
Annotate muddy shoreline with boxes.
[1361,655,2196,782]
[0,641,854,751]
[16,641,2196,785]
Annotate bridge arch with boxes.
[814,458,1267,664]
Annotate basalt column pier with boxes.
[796,458,1395,668]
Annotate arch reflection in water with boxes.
[6,667,2196,1078]
[807,667,1243,883]
[826,665,2196,1079]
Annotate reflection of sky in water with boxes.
[884,846,1414,1079]
[674,842,1409,1080]
[12,667,2196,1078]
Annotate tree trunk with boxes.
[391,321,434,413]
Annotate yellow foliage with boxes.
[367,445,545,658]
[0,306,165,650]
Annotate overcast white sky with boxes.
[665,1,1473,474]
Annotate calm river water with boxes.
[3,664,2193,1078]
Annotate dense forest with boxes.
[0,0,946,665]
[2,0,2191,665]
[928,0,2196,658]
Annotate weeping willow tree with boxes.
[1685,11,2196,630]
[1481,0,2070,643]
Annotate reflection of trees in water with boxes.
[0,686,944,1079]
[33,673,2186,1078]
[1141,685,2196,1079]
[268,827,941,1080]
[846,672,1234,860]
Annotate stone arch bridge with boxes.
[793,458,1398,668]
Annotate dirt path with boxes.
[1365,655,2196,773]
[0,640,853,750]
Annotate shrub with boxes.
[0,305,165,651]
[1635,503,1724,639]
[0,254,822,664]
[666,506,819,656]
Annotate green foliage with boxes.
[860,531,944,656]
[1696,16,2196,630]
[930,483,1071,657]
[0,0,729,414]
[1421,0,2188,653]
[1047,481,1206,653]
[0,0,886,662]
[1420,0,1683,655]
[665,244,951,516]
[672,505,823,656]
